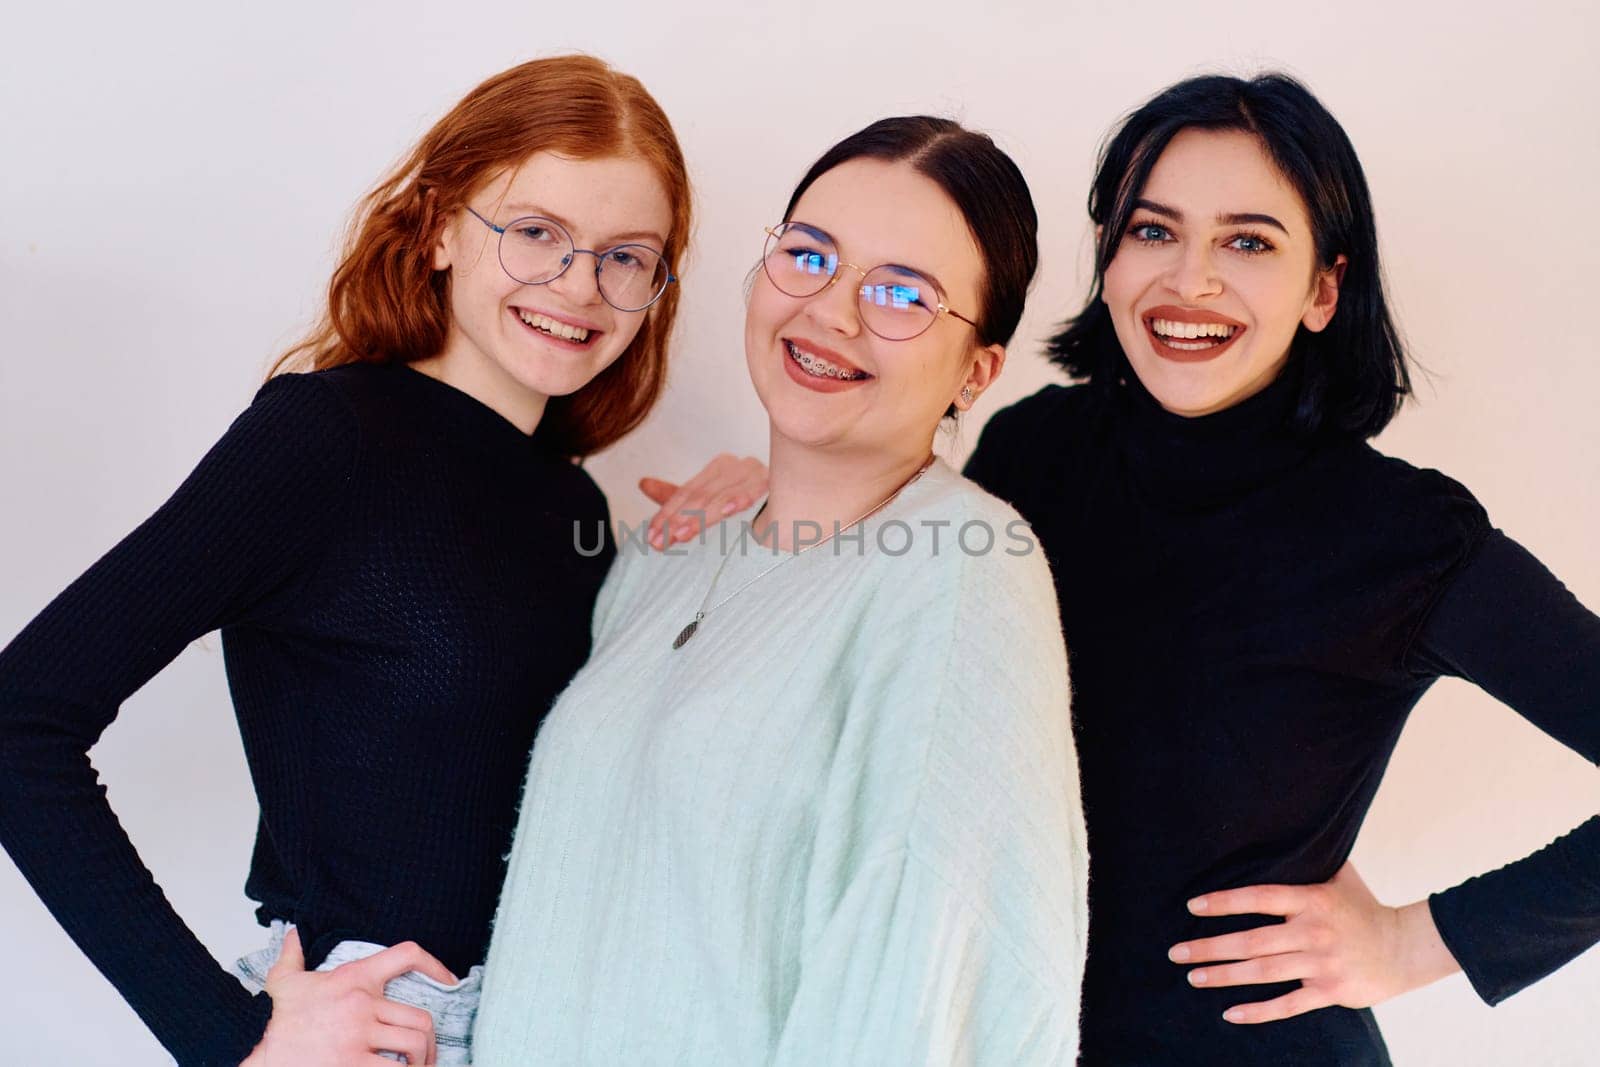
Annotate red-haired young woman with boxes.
[0,55,700,1066]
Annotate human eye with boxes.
[891,282,931,310]
[605,248,643,269]
[1126,219,1173,245]
[784,246,835,276]
[514,223,556,243]
[1226,231,1276,255]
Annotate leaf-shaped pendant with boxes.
[672,616,702,650]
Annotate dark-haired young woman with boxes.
[0,56,729,1066]
[961,75,1600,1064]
[642,73,1600,1065]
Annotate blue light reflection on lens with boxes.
[860,283,920,308]
[792,251,839,276]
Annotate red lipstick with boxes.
[1142,305,1246,364]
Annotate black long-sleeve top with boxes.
[0,362,615,1066]
[964,369,1599,1066]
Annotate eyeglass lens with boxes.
[762,223,941,340]
[498,217,669,311]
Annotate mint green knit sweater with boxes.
[472,460,1088,1065]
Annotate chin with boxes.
[760,403,845,450]
[509,351,617,400]
[1126,350,1270,418]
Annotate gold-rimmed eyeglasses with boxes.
[761,222,979,341]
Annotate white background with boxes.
[1,1,1595,1063]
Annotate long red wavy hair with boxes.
[272,55,691,457]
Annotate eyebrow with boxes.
[1133,198,1291,236]
[786,218,952,295]
[499,202,666,248]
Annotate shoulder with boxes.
[864,462,1061,637]
[974,382,1093,444]
[198,370,362,480]
[251,367,359,426]
[1325,440,1490,543]
[964,382,1098,509]
[284,362,408,436]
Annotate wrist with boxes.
[1392,899,1462,994]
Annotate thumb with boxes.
[638,477,680,505]
[270,927,306,977]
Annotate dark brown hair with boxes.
[783,116,1038,351]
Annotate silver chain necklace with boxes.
[671,457,934,650]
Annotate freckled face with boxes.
[1102,128,1342,417]
[432,152,673,410]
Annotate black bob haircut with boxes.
[1048,73,1411,440]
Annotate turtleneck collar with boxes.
[1114,360,1317,510]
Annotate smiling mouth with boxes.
[785,339,872,381]
[515,307,599,348]
[1144,314,1245,361]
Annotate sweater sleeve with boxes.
[0,373,358,1066]
[1406,529,1600,1005]
[771,498,1088,1065]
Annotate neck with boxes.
[411,337,548,436]
[754,431,935,552]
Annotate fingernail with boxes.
[1224,1008,1244,1024]
[673,525,693,539]
[721,501,738,515]
[1188,897,1208,913]
[1168,945,1190,962]
[1189,969,1208,986]
[649,532,662,549]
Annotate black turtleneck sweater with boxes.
[0,363,615,1066]
[965,371,1599,1066]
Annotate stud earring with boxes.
[960,386,975,404]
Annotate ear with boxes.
[431,198,455,273]
[1302,253,1347,333]
[957,342,1007,411]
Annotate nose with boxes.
[801,267,865,338]
[1165,242,1223,303]
[545,250,605,307]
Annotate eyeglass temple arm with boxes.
[464,206,506,235]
